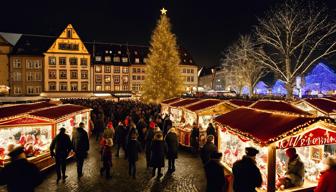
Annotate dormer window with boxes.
[118,50,121,54]
[95,56,102,62]
[135,58,140,64]
[67,29,72,38]
[134,51,138,55]
[105,56,111,62]
[113,56,120,62]
[109,50,112,54]
[122,57,128,63]
[105,50,108,54]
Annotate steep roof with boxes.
[250,100,312,116]
[11,34,56,55]
[0,102,56,120]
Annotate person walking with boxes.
[115,121,127,158]
[315,156,336,192]
[95,113,105,141]
[204,152,226,192]
[206,123,218,146]
[232,147,263,192]
[0,146,42,192]
[100,138,113,179]
[127,132,142,179]
[190,123,200,154]
[150,131,166,178]
[145,121,155,168]
[72,122,90,178]
[165,127,178,173]
[163,115,172,136]
[200,135,217,164]
[49,127,72,183]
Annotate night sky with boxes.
[1,0,336,67]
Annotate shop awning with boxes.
[170,98,201,107]
[214,107,329,146]
[250,100,312,116]
[29,104,90,120]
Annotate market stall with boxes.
[178,99,235,147]
[0,103,91,171]
[250,100,313,116]
[161,97,183,115]
[168,98,201,124]
[214,107,336,191]
[294,98,336,118]
[227,99,255,108]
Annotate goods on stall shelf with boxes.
[214,107,336,191]
[0,103,91,170]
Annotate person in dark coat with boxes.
[200,135,217,164]
[50,127,72,183]
[127,132,142,179]
[206,123,218,146]
[232,147,263,192]
[95,113,105,141]
[136,117,147,146]
[150,131,166,178]
[72,122,90,178]
[0,146,42,192]
[100,138,113,179]
[115,121,127,157]
[163,115,173,136]
[190,123,200,154]
[204,152,226,192]
[145,121,155,168]
[165,127,178,173]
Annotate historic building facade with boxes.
[0,35,12,94]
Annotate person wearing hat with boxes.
[144,121,155,168]
[165,127,179,173]
[204,152,226,192]
[0,146,42,192]
[277,148,305,189]
[200,135,218,164]
[72,122,90,178]
[126,132,142,179]
[100,138,113,179]
[232,147,263,192]
[50,127,72,183]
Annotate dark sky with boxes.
[1,0,336,67]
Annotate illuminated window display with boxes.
[56,112,90,137]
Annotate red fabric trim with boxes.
[0,102,56,120]
[170,98,201,107]
[29,105,89,119]
[304,98,336,114]
[251,100,311,115]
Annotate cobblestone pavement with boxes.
[1,139,206,192]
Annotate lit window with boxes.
[114,85,120,91]
[26,60,34,69]
[105,66,111,73]
[95,85,102,91]
[95,75,102,83]
[104,75,111,83]
[122,67,129,73]
[59,57,66,65]
[118,50,121,54]
[49,82,56,91]
[70,82,78,91]
[81,58,87,66]
[95,66,102,73]
[114,66,120,73]
[81,82,88,91]
[70,70,78,79]
[105,56,111,62]
[59,70,67,79]
[49,70,57,79]
[60,82,67,91]
[13,59,21,68]
[135,58,140,64]
[104,85,111,91]
[95,56,102,62]
[122,57,128,63]
[122,76,128,83]
[113,75,120,83]
[113,57,120,62]
[69,57,78,65]
[81,70,88,79]
[49,57,56,65]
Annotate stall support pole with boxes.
[267,144,276,192]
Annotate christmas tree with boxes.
[142,8,183,103]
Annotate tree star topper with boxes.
[161,8,167,15]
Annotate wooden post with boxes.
[267,144,276,192]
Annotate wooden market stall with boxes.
[0,103,91,171]
[294,98,336,118]
[250,100,313,116]
[178,99,236,147]
[161,97,183,115]
[168,98,201,124]
[214,107,336,192]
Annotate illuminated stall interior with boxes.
[160,97,183,116]
[294,98,336,118]
[214,107,336,191]
[168,98,201,123]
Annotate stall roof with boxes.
[214,107,322,146]
[170,98,201,107]
[29,104,90,120]
[161,98,181,104]
[185,99,222,112]
[301,98,336,115]
[227,99,254,107]
[250,100,312,116]
[0,102,56,120]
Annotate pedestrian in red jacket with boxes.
[315,156,336,192]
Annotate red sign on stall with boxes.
[0,117,51,126]
[278,128,336,149]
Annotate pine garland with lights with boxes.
[142,10,183,104]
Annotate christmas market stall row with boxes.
[213,107,336,191]
[0,102,91,170]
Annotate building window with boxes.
[104,75,111,83]
[95,56,102,62]
[81,70,88,79]
[35,86,41,94]
[191,76,194,82]
[81,82,88,91]
[13,86,22,94]
[49,56,56,65]
[114,66,120,73]
[183,69,186,73]
[191,69,194,74]
[70,82,78,91]
[105,66,111,73]
[49,70,56,79]
[58,43,79,51]
[122,57,128,63]
[105,56,111,62]
[132,83,141,91]
[136,68,140,73]
[122,76,129,83]
[141,68,145,73]
[122,85,129,91]
[122,67,129,73]
[59,70,67,79]
[187,69,191,73]
[135,58,140,64]
[69,57,77,66]
[27,72,34,81]
[12,72,21,81]
[144,58,148,63]
[80,58,87,66]
[49,82,56,91]
[59,57,66,65]
[13,59,21,68]
[60,82,67,91]
[113,75,120,84]
[35,72,42,81]
[26,60,34,69]
[113,57,120,62]
[104,85,111,91]
[141,76,145,80]
[95,75,102,84]
[67,29,72,38]
[132,75,136,80]
[114,85,120,91]
[95,85,102,91]
[132,68,136,73]
[70,70,78,79]
[137,76,141,80]
[95,66,102,73]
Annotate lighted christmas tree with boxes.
[142,8,183,103]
